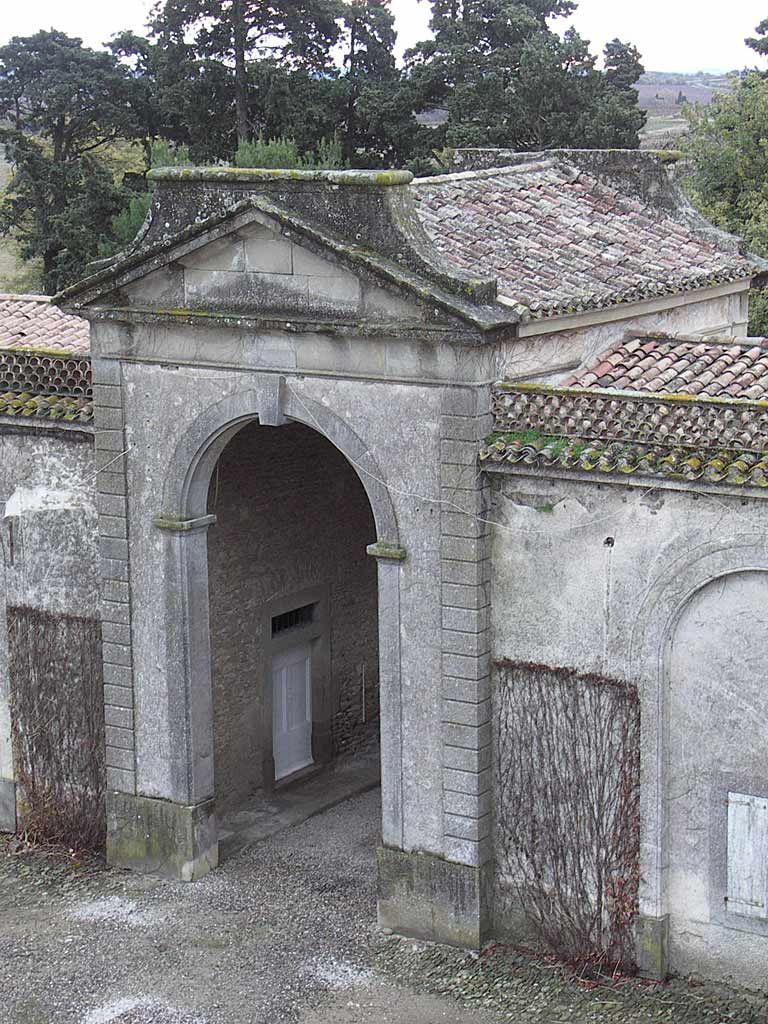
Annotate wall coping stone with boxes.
[148,167,414,187]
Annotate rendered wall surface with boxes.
[207,420,378,811]
[489,467,768,986]
[667,572,768,985]
[0,425,99,829]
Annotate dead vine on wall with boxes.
[495,660,641,969]
[8,605,105,851]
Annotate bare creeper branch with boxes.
[9,606,105,852]
[495,660,641,971]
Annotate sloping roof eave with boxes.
[485,333,768,489]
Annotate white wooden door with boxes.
[272,644,313,780]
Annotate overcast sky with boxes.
[0,1,766,74]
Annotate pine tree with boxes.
[0,31,142,291]
[336,1,419,164]
[746,17,768,57]
[150,0,343,145]
[406,1,645,150]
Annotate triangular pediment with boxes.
[56,201,511,336]
[137,218,424,323]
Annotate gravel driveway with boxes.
[2,790,767,1024]
[1,790,506,1024]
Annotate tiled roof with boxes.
[414,161,756,321]
[567,336,768,399]
[0,346,93,425]
[482,334,768,489]
[481,432,768,488]
[492,382,768,452]
[0,347,91,398]
[0,294,90,354]
[0,393,93,423]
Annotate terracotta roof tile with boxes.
[0,347,92,426]
[566,336,768,399]
[0,392,93,423]
[485,334,768,489]
[0,294,89,354]
[480,433,768,488]
[414,162,756,321]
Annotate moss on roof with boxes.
[481,430,768,487]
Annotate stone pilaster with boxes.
[92,358,136,796]
[440,387,494,869]
[107,791,218,882]
[637,913,670,980]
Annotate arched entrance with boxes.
[666,570,768,982]
[98,356,496,947]
[105,386,406,881]
[206,419,380,830]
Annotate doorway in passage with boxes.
[272,642,313,781]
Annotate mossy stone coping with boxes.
[148,167,414,187]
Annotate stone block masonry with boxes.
[91,357,136,796]
[439,388,494,871]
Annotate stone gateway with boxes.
[1,150,767,986]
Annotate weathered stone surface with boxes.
[0,425,98,818]
[377,846,493,948]
[0,778,16,831]
[636,914,669,981]
[107,791,218,881]
[181,234,246,273]
[126,265,184,306]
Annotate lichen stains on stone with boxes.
[148,167,414,188]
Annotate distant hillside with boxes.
[0,150,42,294]
[637,70,735,150]
[0,153,16,290]
[638,70,735,110]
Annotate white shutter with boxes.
[727,792,768,918]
